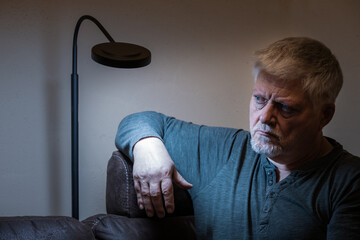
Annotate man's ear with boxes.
[320,103,335,129]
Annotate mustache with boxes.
[252,123,280,139]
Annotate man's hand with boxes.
[133,137,192,218]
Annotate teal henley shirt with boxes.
[116,111,360,239]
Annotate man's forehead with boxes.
[253,71,308,103]
[255,70,302,90]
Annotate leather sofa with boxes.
[0,151,197,240]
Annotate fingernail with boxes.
[139,204,144,210]
[147,211,154,217]
[167,207,173,213]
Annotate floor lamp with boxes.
[71,15,151,219]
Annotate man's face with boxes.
[249,71,324,162]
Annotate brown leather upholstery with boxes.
[96,151,197,239]
[83,214,196,240]
[0,216,95,240]
[0,151,196,240]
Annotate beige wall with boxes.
[0,0,359,219]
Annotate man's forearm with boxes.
[116,113,193,218]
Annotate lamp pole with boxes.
[71,15,151,219]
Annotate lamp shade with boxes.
[92,42,151,68]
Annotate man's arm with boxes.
[327,173,360,239]
[115,111,192,218]
[115,111,241,218]
[115,111,167,160]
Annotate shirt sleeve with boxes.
[115,111,245,193]
[327,166,360,239]
[115,111,167,160]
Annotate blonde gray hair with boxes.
[253,37,343,105]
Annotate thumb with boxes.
[173,169,193,189]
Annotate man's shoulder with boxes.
[321,145,360,197]
[303,139,360,188]
[330,137,359,166]
[326,137,360,169]
[332,149,360,177]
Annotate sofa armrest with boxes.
[106,151,194,217]
[0,216,95,240]
[83,214,196,240]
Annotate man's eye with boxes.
[253,95,267,109]
[281,104,294,113]
[281,104,292,112]
[255,96,265,104]
[279,104,296,117]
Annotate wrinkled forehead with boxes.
[255,70,302,91]
[253,70,311,103]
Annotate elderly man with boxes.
[115,37,360,239]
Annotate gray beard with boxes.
[250,134,283,158]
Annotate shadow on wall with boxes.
[45,80,62,215]
[42,14,64,216]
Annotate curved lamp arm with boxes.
[71,15,150,219]
[72,15,115,75]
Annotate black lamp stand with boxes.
[71,15,151,219]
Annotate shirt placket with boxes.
[258,167,291,238]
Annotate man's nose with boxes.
[259,103,276,126]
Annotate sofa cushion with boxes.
[0,216,95,240]
[83,214,197,240]
[106,151,194,217]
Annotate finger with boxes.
[149,182,165,218]
[173,169,193,189]
[140,181,154,217]
[161,178,174,214]
[134,180,144,210]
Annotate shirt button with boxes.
[263,206,270,213]
[268,180,273,186]
[259,225,266,231]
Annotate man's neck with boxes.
[268,137,333,182]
